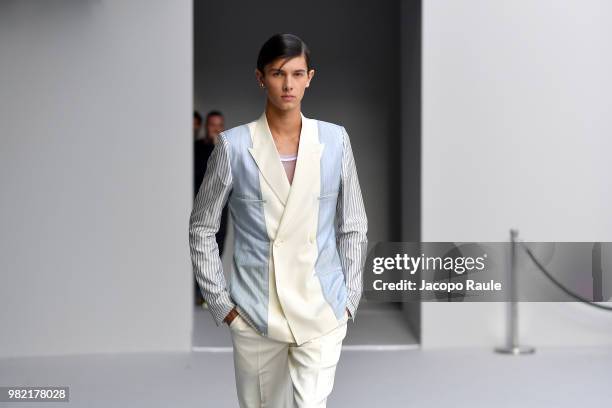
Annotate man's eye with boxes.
[294,72,304,77]
[272,72,281,77]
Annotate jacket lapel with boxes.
[248,112,324,239]
[275,114,324,240]
[248,112,291,206]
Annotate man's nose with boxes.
[283,77,293,91]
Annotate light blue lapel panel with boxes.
[313,120,346,320]
[223,124,270,335]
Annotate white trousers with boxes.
[229,312,348,408]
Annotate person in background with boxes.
[193,110,229,307]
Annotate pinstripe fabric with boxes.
[335,126,368,321]
[189,135,235,326]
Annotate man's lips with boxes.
[281,95,295,100]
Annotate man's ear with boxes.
[255,69,264,86]
[306,69,315,87]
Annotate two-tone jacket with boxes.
[189,111,368,345]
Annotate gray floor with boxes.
[192,302,419,351]
[2,345,610,407]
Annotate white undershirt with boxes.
[279,153,297,184]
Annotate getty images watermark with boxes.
[363,242,612,303]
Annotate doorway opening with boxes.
[192,0,421,350]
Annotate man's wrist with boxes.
[224,307,238,325]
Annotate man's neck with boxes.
[202,134,217,145]
[265,103,301,140]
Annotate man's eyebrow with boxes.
[269,68,307,73]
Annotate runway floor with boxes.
[1,304,610,407]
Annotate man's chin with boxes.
[276,101,300,111]
[267,97,302,113]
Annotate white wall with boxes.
[0,0,193,357]
[422,0,612,348]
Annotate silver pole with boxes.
[495,229,535,355]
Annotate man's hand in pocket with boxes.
[224,308,239,326]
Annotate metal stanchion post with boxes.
[495,229,535,355]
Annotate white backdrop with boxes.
[421,0,612,348]
[0,0,193,357]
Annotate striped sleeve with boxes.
[336,126,368,322]
[189,134,234,326]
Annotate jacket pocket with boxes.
[232,195,266,203]
[318,190,339,201]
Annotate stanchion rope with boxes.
[519,241,612,311]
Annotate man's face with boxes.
[206,115,224,140]
[257,54,314,112]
